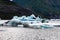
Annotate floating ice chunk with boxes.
[45,20,49,23]
[20,16,28,21]
[41,24,54,29]
[13,16,18,19]
[12,19,21,23]
[21,16,26,18]
[7,18,21,26]
[7,14,45,28]
[30,14,36,18]
[29,14,36,19]
[28,23,41,29]
[18,17,21,20]
[36,17,40,21]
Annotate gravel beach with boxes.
[0,27,60,40]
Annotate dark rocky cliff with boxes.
[15,0,60,19]
[0,4,35,19]
[0,0,39,19]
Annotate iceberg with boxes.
[13,16,18,19]
[28,14,36,19]
[36,17,41,21]
[5,14,54,29]
[40,24,54,29]
[7,18,21,26]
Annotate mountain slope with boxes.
[0,0,35,19]
[0,0,47,19]
[15,0,60,19]
[0,4,35,19]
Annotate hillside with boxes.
[0,0,60,19]
[15,0,60,19]
[0,0,41,19]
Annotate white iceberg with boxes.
[5,14,54,29]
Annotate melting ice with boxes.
[5,14,54,29]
